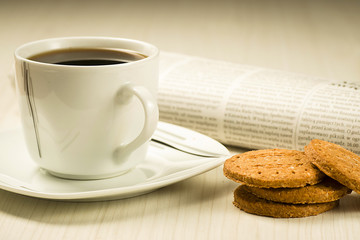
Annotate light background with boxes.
[1,0,360,80]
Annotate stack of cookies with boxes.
[223,139,357,218]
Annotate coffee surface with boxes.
[29,48,147,66]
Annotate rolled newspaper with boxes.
[158,52,360,154]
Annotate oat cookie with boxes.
[305,139,360,194]
[223,149,324,188]
[242,177,351,204]
[233,185,339,218]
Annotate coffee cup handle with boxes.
[114,83,159,161]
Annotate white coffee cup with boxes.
[14,37,159,180]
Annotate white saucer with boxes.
[0,125,229,201]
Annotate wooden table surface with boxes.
[1,0,360,239]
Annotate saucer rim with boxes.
[0,126,228,201]
[0,159,225,201]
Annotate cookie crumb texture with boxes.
[305,139,360,194]
[233,185,339,218]
[224,149,324,188]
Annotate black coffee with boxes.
[29,48,147,66]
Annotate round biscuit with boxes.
[223,149,324,188]
[233,185,339,218]
[305,139,360,194]
[242,177,351,204]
